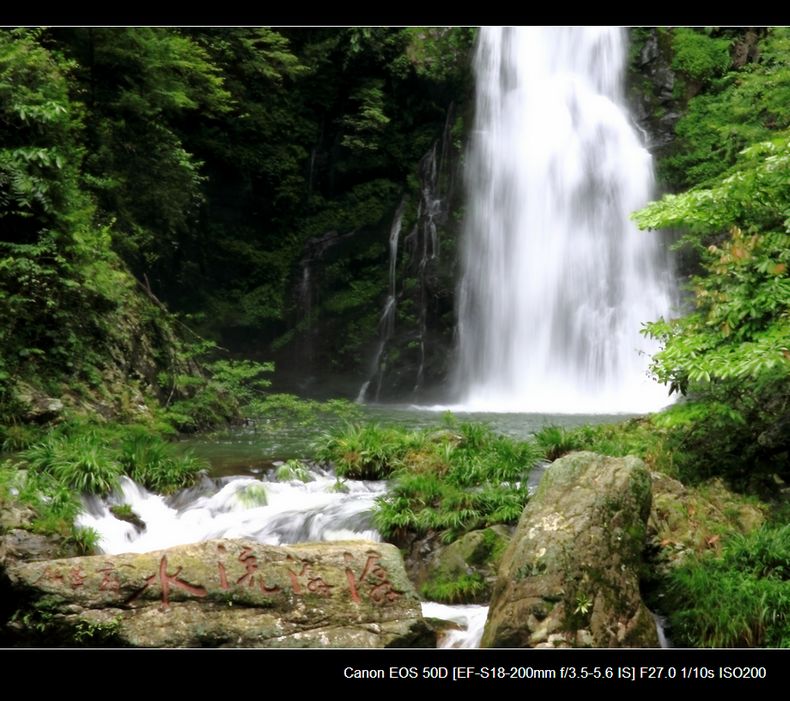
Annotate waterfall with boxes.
[456,27,675,414]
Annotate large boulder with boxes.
[481,452,658,648]
[2,539,433,648]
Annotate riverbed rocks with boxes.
[481,451,658,648]
[1,539,434,647]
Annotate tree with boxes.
[634,133,790,393]
[633,132,789,482]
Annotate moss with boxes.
[420,573,488,604]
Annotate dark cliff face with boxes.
[275,102,467,401]
[627,29,684,174]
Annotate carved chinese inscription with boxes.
[36,544,404,615]
[128,555,208,610]
[344,550,401,605]
[286,556,333,598]
[98,562,121,592]
[69,566,86,590]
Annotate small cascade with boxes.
[299,262,313,365]
[654,612,673,648]
[421,602,489,648]
[77,468,385,555]
[357,198,406,402]
[413,144,442,392]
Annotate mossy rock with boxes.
[647,472,766,571]
[419,526,510,604]
[3,538,434,648]
[482,452,658,648]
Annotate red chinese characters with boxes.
[128,555,207,610]
[344,550,401,605]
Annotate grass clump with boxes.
[315,423,428,479]
[118,429,206,494]
[0,424,41,452]
[421,574,488,604]
[42,433,122,496]
[275,458,312,482]
[663,524,790,647]
[317,419,542,541]
[1,420,208,538]
[18,422,207,498]
[234,483,268,508]
[534,425,584,461]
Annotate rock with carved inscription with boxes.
[481,452,659,648]
[1,539,434,647]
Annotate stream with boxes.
[76,406,661,649]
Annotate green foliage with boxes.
[275,459,312,483]
[61,28,232,274]
[638,137,789,364]
[234,482,268,507]
[534,425,584,461]
[340,80,390,153]
[317,420,542,541]
[1,419,209,538]
[251,393,362,427]
[22,433,122,496]
[1,462,81,536]
[109,503,135,520]
[671,29,731,83]
[665,525,790,647]
[547,418,674,473]
[315,423,427,479]
[66,525,100,555]
[0,27,470,410]
[0,30,119,412]
[420,573,487,604]
[0,424,41,451]
[661,28,790,188]
[119,429,207,494]
[21,420,205,498]
[205,359,273,406]
[71,616,123,645]
[553,396,788,487]
[634,132,789,486]
[401,28,476,83]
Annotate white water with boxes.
[77,462,669,648]
[421,602,489,648]
[457,27,675,414]
[76,469,384,555]
[78,467,487,645]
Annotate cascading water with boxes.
[456,27,675,413]
[357,198,405,402]
[78,466,486,646]
[77,468,385,555]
